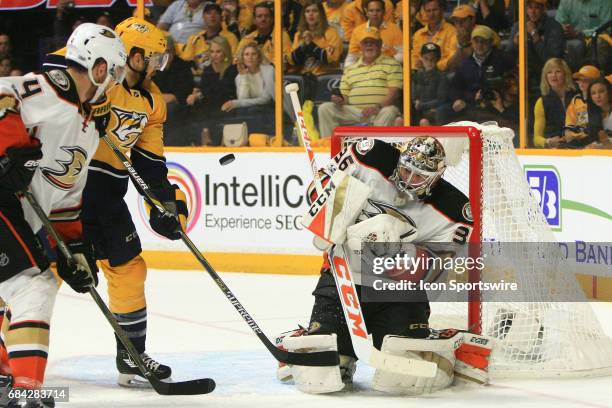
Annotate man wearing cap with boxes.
[564,65,601,144]
[179,2,239,69]
[413,42,450,125]
[317,27,402,137]
[449,24,508,120]
[411,0,457,71]
[510,0,564,84]
[158,0,206,44]
[236,1,292,64]
[345,0,402,66]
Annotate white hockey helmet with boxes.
[391,137,446,198]
[66,23,128,102]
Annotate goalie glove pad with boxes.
[147,184,188,240]
[56,241,99,293]
[0,142,43,193]
[88,93,112,137]
[454,332,493,385]
[372,329,463,395]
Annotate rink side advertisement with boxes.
[127,149,612,292]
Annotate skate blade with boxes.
[118,373,173,389]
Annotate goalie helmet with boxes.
[115,17,169,72]
[391,137,446,198]
[65,23,127,102]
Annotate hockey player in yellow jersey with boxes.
[43,18,189,388]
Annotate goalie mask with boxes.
[391,137,446,198]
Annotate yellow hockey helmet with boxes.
[115,17,168,71]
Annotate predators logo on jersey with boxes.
[40,146,88,190]
[108,107,149,148]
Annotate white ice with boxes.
[46,269,612,408]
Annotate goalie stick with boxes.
[21,190,216,395]
[99,135,339,368]
[285,83,437,377]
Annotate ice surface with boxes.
[45,270,612,407]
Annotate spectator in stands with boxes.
[448,25,508,121]
[467,0,509,32]
[323,0,349,40]
[411,0,458,71]
[9,68,23,77]
[158,0,206,44]
[96,11,113,28]
[221,0,253,39]
[0,56,11,77]
[221,42,275,134]
[532,58,577,147]
[412,43,449,125]
[510,0,565,87]
[154,36,196,146]
[317,27,402,138]
[340,0,395,42]
[564,65,601,145]
[555,0,611,70]
[186,37,238,145]
[0,34,10,60]
[346,0,403,66]
[283,0,303,39]
[179,2,239,76]
[585,78,612,148]
[479,71,520,136]
[53,0,84,39]
[236,1,291,65]
[289,0,343,77]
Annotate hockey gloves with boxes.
[56,241,99,294]
[89,94,112,137]
[148,184,188,240]
[0,142,43,193]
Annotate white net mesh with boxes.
[333,121,612,378]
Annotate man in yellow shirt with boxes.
[178,2,239,72]
[236,1,291,64]
[317,27,402,137]
[411,0,457,71]
[340,0,395,42]
[346,0,402,66]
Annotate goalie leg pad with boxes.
[282,334,354,394]
[372,333,460,395]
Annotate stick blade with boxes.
[151,377,216,395]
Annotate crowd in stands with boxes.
[0,0,610,148]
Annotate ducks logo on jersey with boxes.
[109,106,148,148]
[41,146,88,190]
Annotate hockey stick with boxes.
[99,135,339,368]
[285,83,436,377]
[21,190,216,395]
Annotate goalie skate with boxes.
[116,350,172,388]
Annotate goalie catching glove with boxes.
[56,240,99,293]
[147,184,188,240]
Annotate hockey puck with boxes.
[219,154,235,166]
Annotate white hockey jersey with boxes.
[325,139,473,285]
[0,69,99,238]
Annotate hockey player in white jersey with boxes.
[277,137,493,395]
[0,24,126,408]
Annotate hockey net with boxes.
[331,121,612,378]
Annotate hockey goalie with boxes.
[275,137,493,395]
